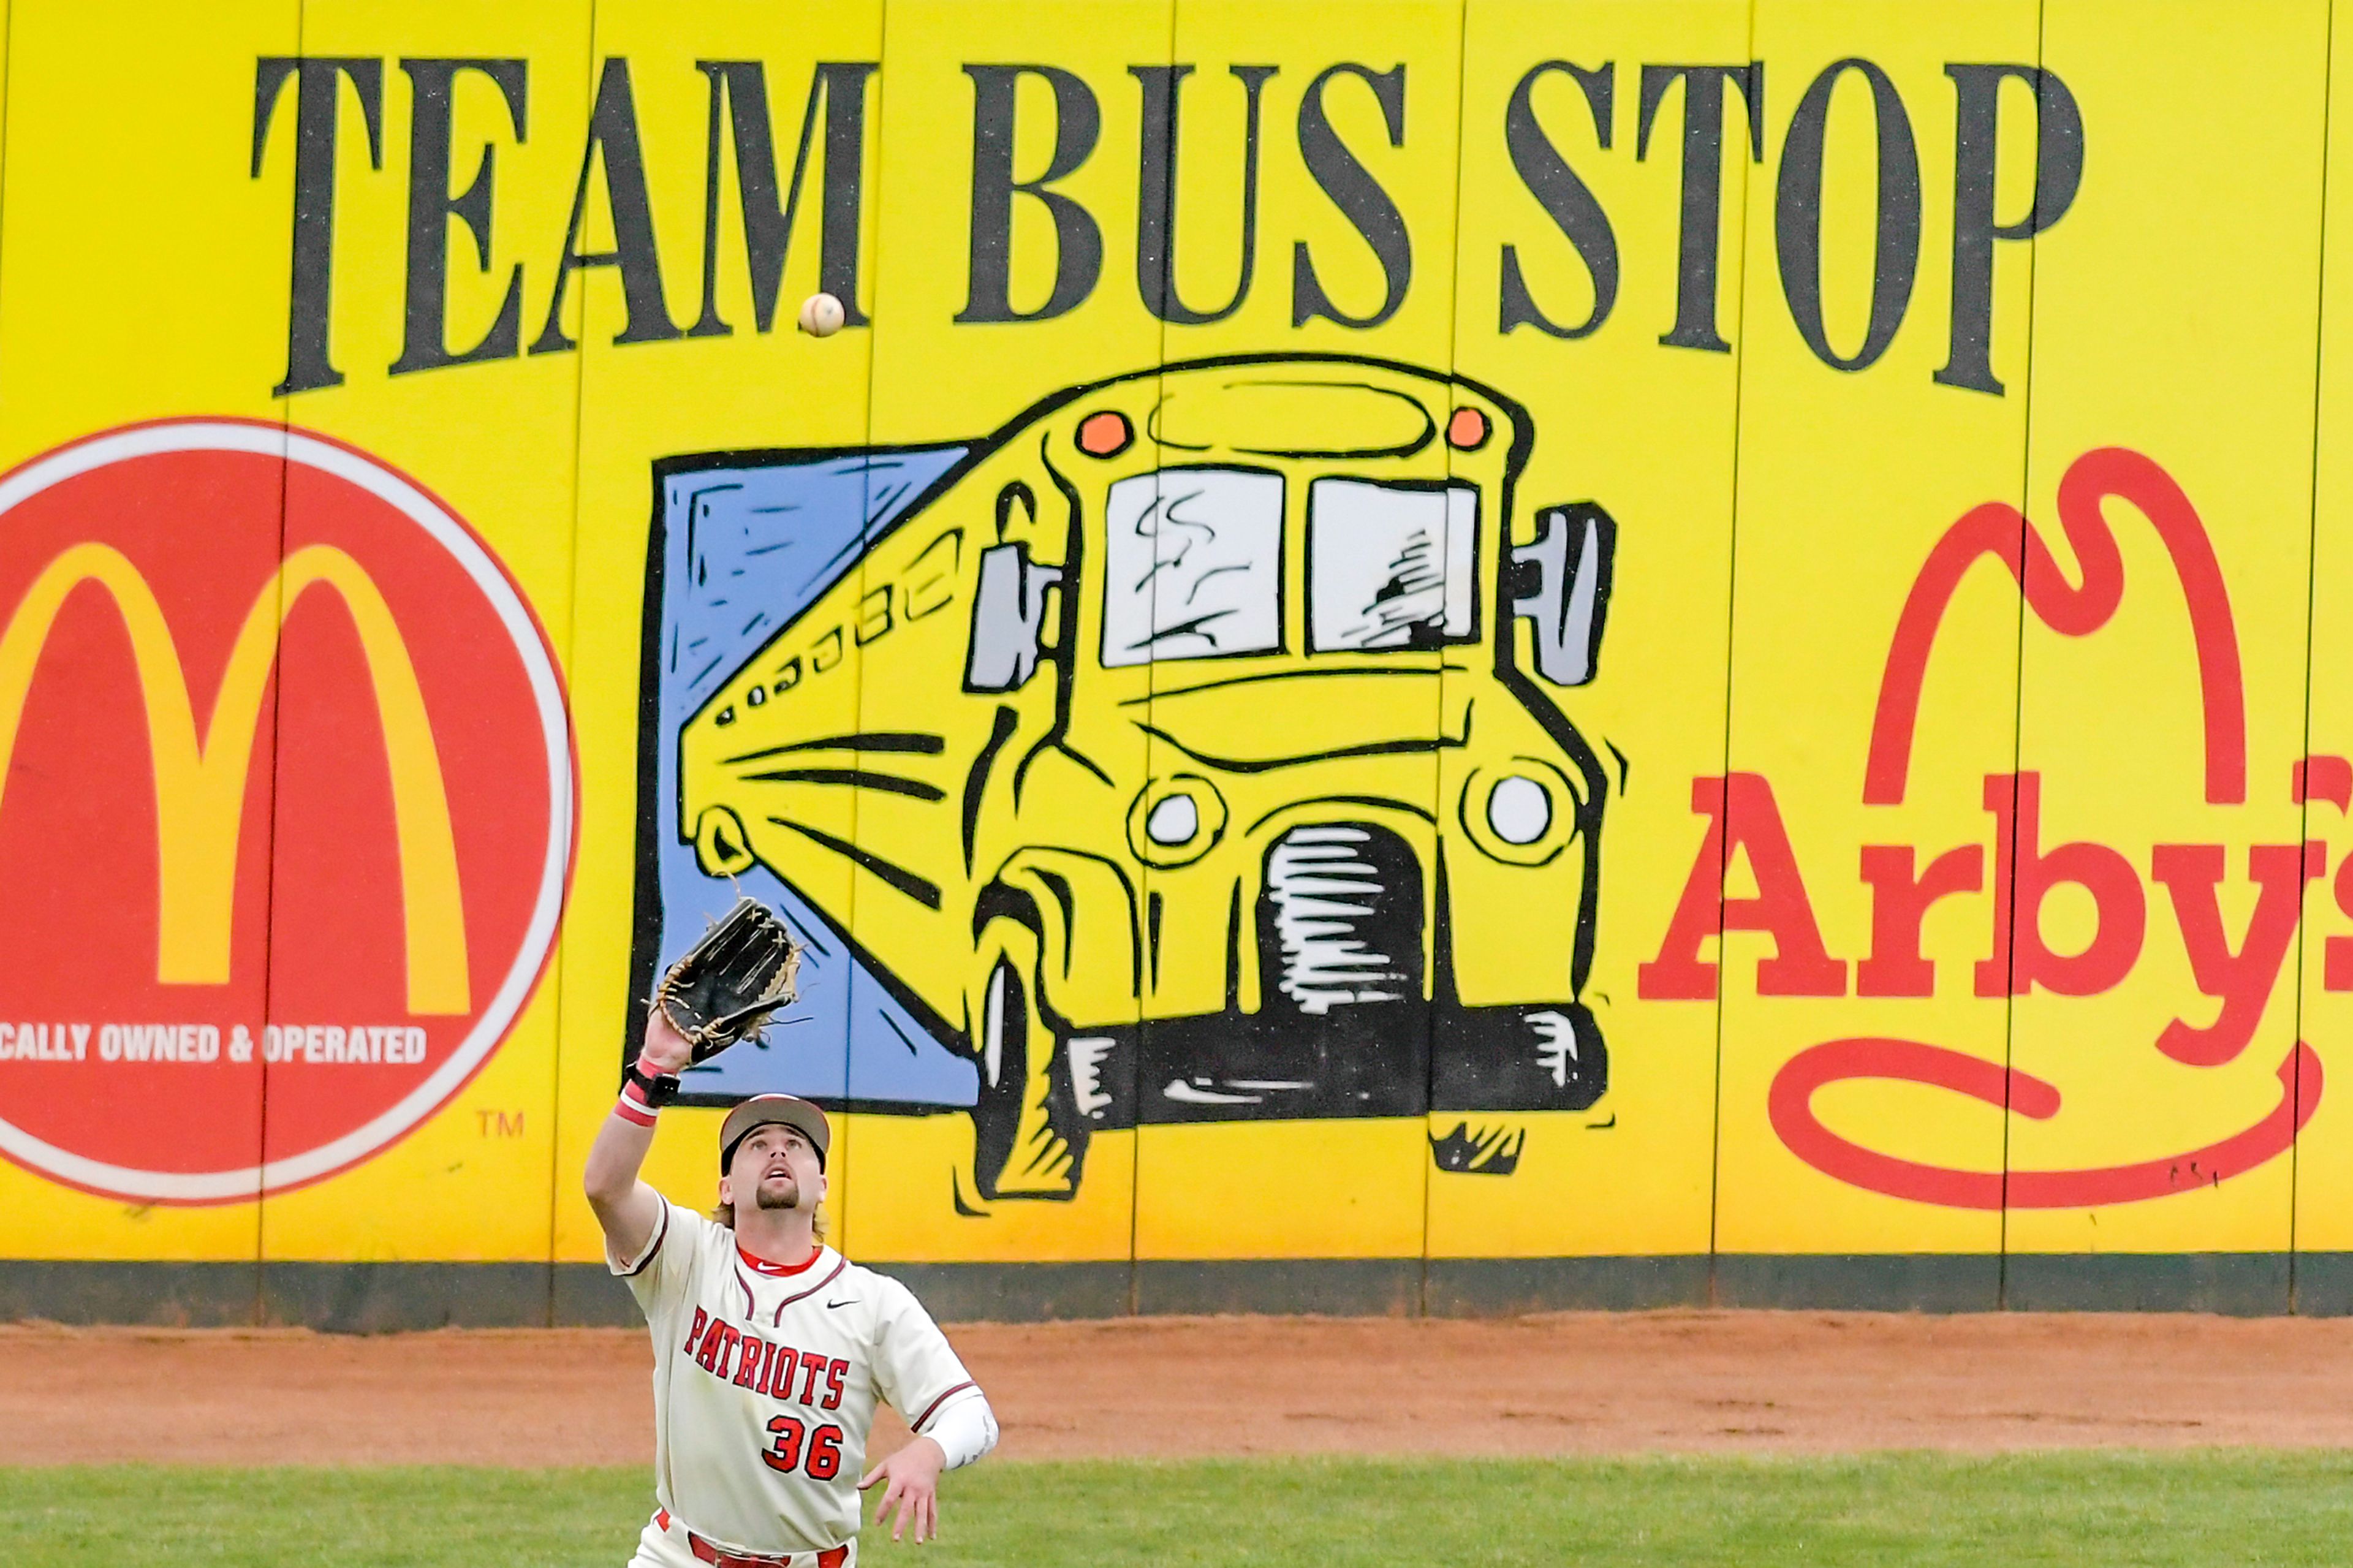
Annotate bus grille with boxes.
[1259,823,1423,1017]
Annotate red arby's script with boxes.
[1641,447,2341,1209]
[0,422,570,1204]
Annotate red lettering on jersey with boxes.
[756,1341,781,1396]
[763,1414,806,1474]
[797,1349,828,1404]
[683,1307,710,1360]
[823,1358,846,1411]
[806,1425,843,1480]
[733,1333,766,1390]
[765,1343,797,1398]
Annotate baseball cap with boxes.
[719,1094,832,1173]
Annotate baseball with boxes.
[797,292,847,337]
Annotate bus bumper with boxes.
[1056,998,1607,1131]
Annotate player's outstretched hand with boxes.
[859,1434,946,1544]
[641,1006,695,1075]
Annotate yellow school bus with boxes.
[679,355,1615,1200]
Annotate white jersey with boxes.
[612,1197,981,1557]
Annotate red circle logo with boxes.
[0,421,572,1202]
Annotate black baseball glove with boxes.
[655,897,803,1064]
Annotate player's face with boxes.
[721,1124,824,1214]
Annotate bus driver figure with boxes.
[585,1006,999,1566]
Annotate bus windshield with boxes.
[1102,468,1284,665]
[1307,479,1477,652]
[1101,469,1482,667]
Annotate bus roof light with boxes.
[1446,407,1490,450]
[1077,410,1132,457]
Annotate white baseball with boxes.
[797,292,847,337]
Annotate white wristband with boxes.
[918,1388,998,1470]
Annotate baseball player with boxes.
[585,1005,999,1566]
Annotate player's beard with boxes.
[754,1173,799,1211]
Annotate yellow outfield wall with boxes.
[4,0,2352,1322]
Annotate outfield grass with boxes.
[7,1453,2353,1566]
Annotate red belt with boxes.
[655,1509,848,1568]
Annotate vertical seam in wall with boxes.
[254,0,311,1330]
[1998,0,2052,1314]
[1705,0,1761,1308]
[1131,0,1176,1320]
[1422,0,1474,1322]
[850,0,890,1275]
[2292,0,2338,1317]
[546,0,602,1327]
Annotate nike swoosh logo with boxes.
[825,1298,859,1309]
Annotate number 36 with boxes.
[763,1415,844,1480]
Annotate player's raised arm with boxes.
[582,1007,694,1263]
[590,898,802,1268]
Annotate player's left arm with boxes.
[859,1280,999,1543]
[582,1009,695,1263]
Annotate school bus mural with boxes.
[638,355,1618,1203]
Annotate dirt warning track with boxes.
[7,1311,2353,1467]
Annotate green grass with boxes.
[7,1454,2353,1566]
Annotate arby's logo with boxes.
[1642,448,2335,1208]
[0,421,572,1203]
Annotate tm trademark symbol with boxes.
[475,1110,526,1138]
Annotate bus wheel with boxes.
[966,923,1088,1200]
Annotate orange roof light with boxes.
[1077,410,1132,457]
[1446,406,1490,451]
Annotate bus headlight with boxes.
[1487,775,1550,845]
[1146,794,1199,845]
[1126,775,1228,868]
[1459,762,1578,866]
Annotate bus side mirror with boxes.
[966,542,1064,692]
[1511,502,1616,686]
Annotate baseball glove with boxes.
[656,897,804,1064]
